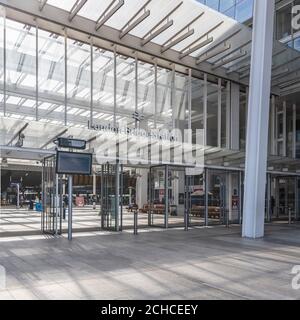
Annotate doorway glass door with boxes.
[206,169,241,226]
[101,162,122,231]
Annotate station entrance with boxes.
[99,164,244,232]
[1,157,300,237]
[266,174,300,223]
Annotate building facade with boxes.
[0,0,299,237]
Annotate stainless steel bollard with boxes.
[288,207,292,225]
[184,209,189,231]
[134,210,138,235]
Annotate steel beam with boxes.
[95,0,124,31]
[69,0,88,22]
[213,40,251,64]
[212,51,247,70]
[6,123,29,146]
[161,12,204,53]
[141,1,184,47]
[196,44,231,64]
[120,10,150,39]
[40,128,68,149]
[161,29,194,54]
[179,37,213,59]
[196,28,242,59]
[182,24,224,60]
[142,20,173,46]
[0,0,243,84]
[39,0,47,11]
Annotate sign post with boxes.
[68,175,73,241]
[54,138,92,241]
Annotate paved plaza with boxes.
[0,222,300,300]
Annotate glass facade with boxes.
[275,0,300,51]
[197,0,254,23]
[0,13,298,161]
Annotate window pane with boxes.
[239,89,247,150]
[174,71,189,131]
[6,20,36,121]
[206,82,218,147]
[67,39,91,127]
[0,8,4,116]
[235,0,253,22]
[38,29,65,125]
[137,60,155,131]
[276,4,292,40]
[115,54,135,128]
[191,77,204,145]
[92,47,114,126]
[221,80,228,148]
[219,0,235,13]
[156,67,172,130]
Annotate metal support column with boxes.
[68,175,73,240]
[242,0,275,239]
[164,165,169,229]
[296,178,299,221]
[3,7,6,116]
[205,167,209,226]
[115,160,120,232]
[148,167,152,226]
[203,74,208,146]
[239,171,243,225]
[266,173,271,222]
[55,174,59,235]
[64,31,68,126]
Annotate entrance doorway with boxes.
[267,175,300,223]
[205,169,242,226]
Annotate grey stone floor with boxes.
[0,224,300,300]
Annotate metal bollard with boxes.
[134,210,138,235]
[288,207,292,225]
[226,209,230,228]
[184,209,189,231]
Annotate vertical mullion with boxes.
[36,22,39,121]
[3,8,6,116]
[283,100,287,157]
[226,81,231,149]
[64,32,67,126]
[154,60,157,129]
[113,46,117,127]
[203,74,207,146]
[90,40,93,127]
[217,78,222,148]
[188,68,192,131]
[293,103,296,159]
[171,64,175,129]
[135,52,138,129]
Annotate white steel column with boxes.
[242,0,275,239]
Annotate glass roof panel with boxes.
[47,0,78,12]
